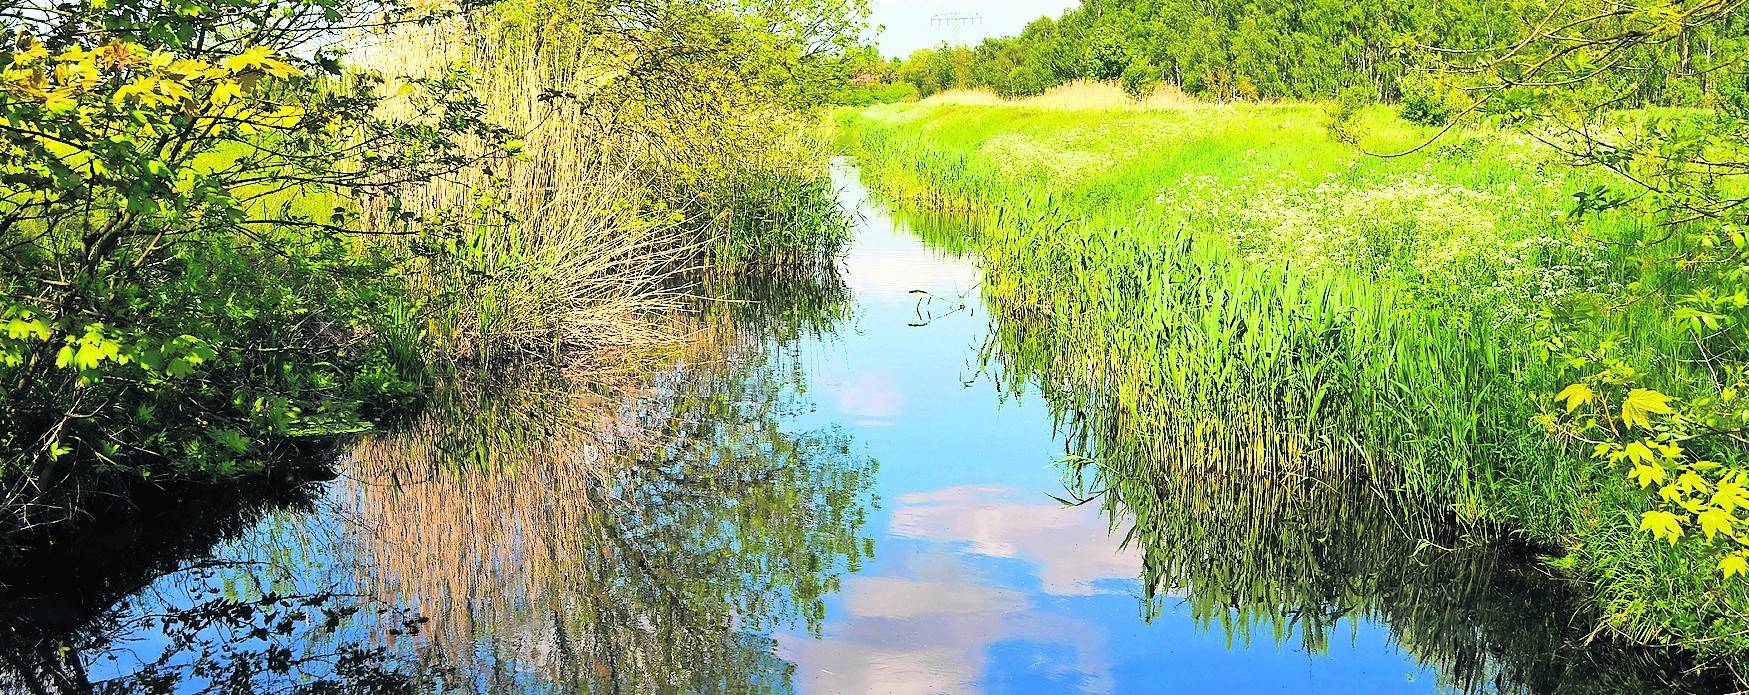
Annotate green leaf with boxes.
[3,318,49,340]
[1699,506,1737,540]
[1555,382,1594,412]
[1722,553,1748,580]
[1629,460,1666,488]
[1624,440,1657,465]
[1621,388,1674,430]
[1640,510,1684,544]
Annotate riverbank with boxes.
[837,99,1749,665]
[0,0,860,545]
[4,159,1728,693]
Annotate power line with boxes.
[929,12,982,46]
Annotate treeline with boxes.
[864,0,1749,105]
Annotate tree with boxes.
[1420,1,1749,578]
[0,0,527,531]
[0,0,873,535]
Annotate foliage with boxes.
[0,0,521,532]
[880,0,1749,105]
[1406,1,1749,588]
[835,97,1749,660]
[836,80,921,106]
[1396,73,1459,126]
[0,0,869,537]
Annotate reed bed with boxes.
[1036,385,1711,693]
[974,264,1726,691]
[347,11,850,368]
[838,100,1749,658]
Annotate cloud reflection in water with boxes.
[780,485,1140,694]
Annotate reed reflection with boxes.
[955,221,1723,695]
[337,271,876,693]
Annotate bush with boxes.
[1120,60,1161,97]
[836,81,920,106]
[1398,73,1458,126]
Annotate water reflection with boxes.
[0,263,874,693]
[0,461,436,694]
[332,273,875,693]
[965,217,1726,692]
[889,486,1138,596]
[779,565,1121,695]
[779,483,1137,695]
[0,158,1731,694]
[345,373,873,691]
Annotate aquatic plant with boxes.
[836,99,1749,662]
[355,9,856,368]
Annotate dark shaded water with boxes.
[0,160,1721,693]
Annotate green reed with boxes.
[837,100,1749,662]
[837,102,1641,526]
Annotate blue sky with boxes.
[867,0,1080,57]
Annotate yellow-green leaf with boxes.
[219,46,302,78]
[1640,510,1684,544]
[1714,480,1749,513]
[1624,440,1657,466]
[1555,383,1595,412]
[209,80,241,106]
[1723,553,1748,580]
[1630,461,1666,488]
[1621,388,1674,430]
[1699,506,1737,540]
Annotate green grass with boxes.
[837,100,1749,664]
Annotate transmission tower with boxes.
[930,12,982,47]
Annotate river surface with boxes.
[0,160,1708,693]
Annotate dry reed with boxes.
[350,15,803,368]
[922,80,1201,111]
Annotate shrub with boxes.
[1398,73,1458,126]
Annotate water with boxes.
[0,160,1707,693]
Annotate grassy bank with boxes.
[837,94,1749,663]
[0,0,858,544]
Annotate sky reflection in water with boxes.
[767,168,1442,692]
[2,159,1678,694]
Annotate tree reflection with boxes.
[0,265,871,694]
[0,458,443,694]
[339,273,874,693]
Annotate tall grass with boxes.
[1033,376,1720,693]
[839,100,1749,661]
[351,12,850,368]
[923,80,1198,111]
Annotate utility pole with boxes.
[929,12,982,47]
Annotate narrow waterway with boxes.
[754,161,1464,692]
[0,160,1708,693]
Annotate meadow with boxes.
[837,87,1749,662]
